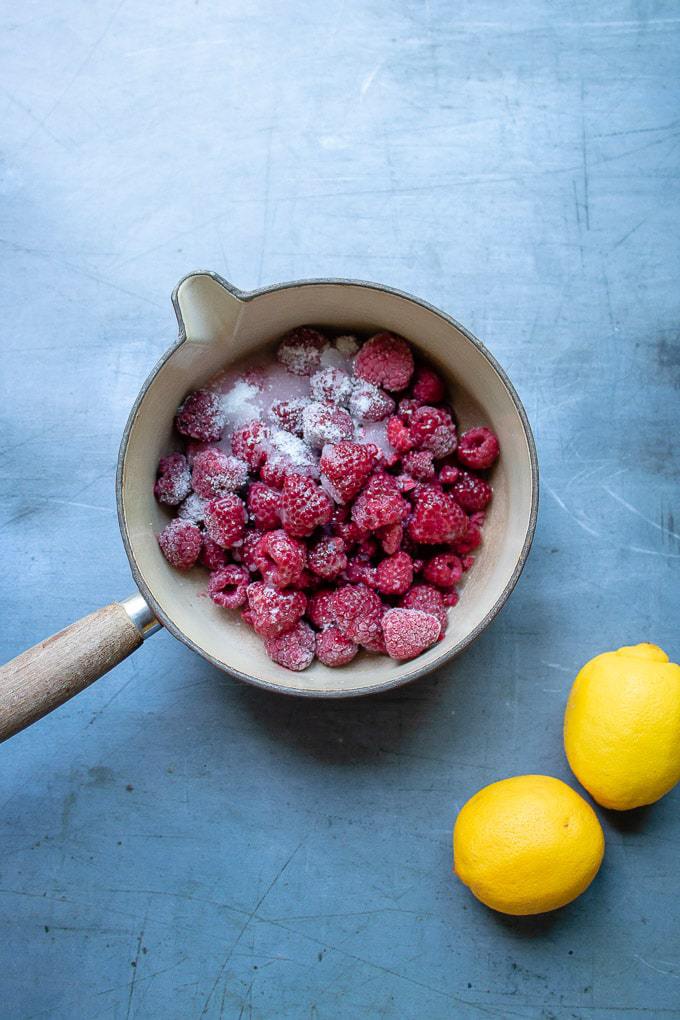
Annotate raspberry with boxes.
[253,530,306,587]
[316,626,358,667]
[281,474,333,537]
[423,552,463,589]
[208,565,250,609]
[277,326,327,376]
[319,441,376,504]
[401,449,435,481]
[310,367,352,406]
[270,398,308,436]
[260,432,318,489]
[374,552,414,595]
[439,464,460,486]
[246,581,306,638]
[408,487,468,544]
[247,482,282,529]
[291,569,319,592]
[348,380,395,422]
[457,426,500,470]
[157,519,202,570]
[376,522,403,555]
[402,583,447,633]
[154,453,192,505]
[238,528,265,572]
[184,440,213,467]
[265,620,316,671]
[344,555,378,587]
[354,332,414,392]
[175,390,226,442]
[398,398,422,423]
[382,608,441,661]
[470,511,486,528]
[386,416,414,454]
[451,521,482,555]
[231,420,270,469]
[351,473,409,531]
[308,536,348,579]
[396,474,418,493]
[302,402,353,447]
[451,471,493,511]
[361,630,387,654]
[204,494,247,548]
[443,591,460,608]
[199,537,228,570]
[307,589,337,629]
[191,449,248,498]
[177,492,207,525]
[461,555,475,572]
[331,584,383,645]
[409,406,457,459]
[333,520,363,547]
[412,366,445,404]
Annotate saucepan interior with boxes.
[117,274,537,696]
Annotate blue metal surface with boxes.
[1,2,679,1017]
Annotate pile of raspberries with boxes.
[155,328,499,671]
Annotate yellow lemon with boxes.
[564,643,680,810]
[453,775,604,915]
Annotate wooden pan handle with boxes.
[0,598,158,742]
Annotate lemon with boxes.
[453,775,604,915]
[564,643,680,810]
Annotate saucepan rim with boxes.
[116,272,539,698]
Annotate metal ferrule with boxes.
[120,592,161,639]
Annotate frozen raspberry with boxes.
[331,584,383,645]
[423,552,463,589]
[241,608,255,628]
[208,565,250,609]
[238,528,265,572]
[246,581,307,638]
[184,440,214,467]
[154,453,192,506]
[319,441,376,504]
[253,530,306,587]
[356,536,378,558]
[402,583,448,633]
[247,482,282,530]
[398,398,423,423]
[310,366,352,406]
[269,398,308,436]
[175,390,226,443]
[281,474,333,537]
[316,626,358,667]
[451,521,482,555]
[396,474,417,494]
[457,426,500,469]
[461,555,475,571]
[412,365,445,404]
[200,537,228,570]
[401,449,436,481]
[177,492,207,525]
[352,473,410,532]
[265,429,319,486]
[470,510,486,528]
[354,332,414,392]
[442,591,460,608]
[376,523,403,555]
[335,334,360,356]
[382,608,440,661]
[361,629,387,654]
[265,620,316,671]
[157,519,202,571]
[302,402,353,448]
[344,555,378,587]
[191,449,248,498]
[386,415,415,454]
[306,589,337,629]
[408,487,468,544]
[451,471,493,511]
[231,420,270,469]
[276,326,327,376]
[409,406,457,459]
[374,552,414,596]
[348,380,395,422]
[333,520,363,547]
[439,464,460,486]
[308,536,348,579]
[204,494,247,548]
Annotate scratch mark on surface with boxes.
[48,499,114,514]
[634,954,679,979]
[360,61,383,97]
[541,661,573,674]
[580,79,590,230]
[126,909,147,1019]
[603,487,680,540]
[545,485,600,537]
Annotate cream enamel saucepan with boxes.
[0,273,538,741]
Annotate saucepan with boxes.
[0,273,538,741]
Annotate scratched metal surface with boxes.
[1,1,679,1017]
